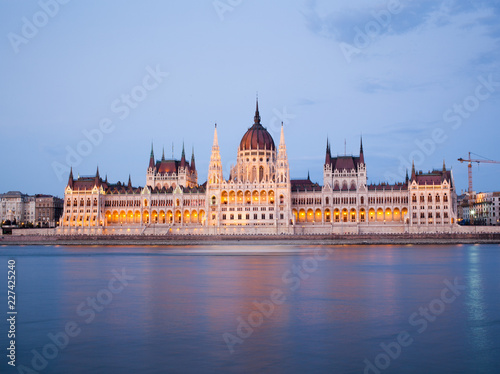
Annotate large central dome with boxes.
[239,100,276,151]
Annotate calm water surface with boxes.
[0,244,499,374]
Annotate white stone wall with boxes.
[408,179,456,227]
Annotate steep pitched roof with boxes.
[412,169,453,186]
[291,179,321,192]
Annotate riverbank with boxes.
[1,233,500,246]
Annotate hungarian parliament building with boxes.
[58,101,458,235]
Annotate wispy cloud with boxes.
[302,0,500,44]
[295,98,318,106]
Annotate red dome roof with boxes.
[239,101,275,151]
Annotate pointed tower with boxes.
[359,136,365,165]
[146,143,156,188]
[191,147,196,172]
[254,97,260,125]
[323,137,333,188]
[208,124,223,186]
[207,124,224,228]
[149,143,155,169]
[67,167,74,189]
[180,142,186,168]
[94,166,100,187]
[277,123,290,182]
[128,174,132,189]
[443,159,446,172]
[325,138,331,165]
[161,147,165,161]
[411,160,416,180]
[276,122,291,226]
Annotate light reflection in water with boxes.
[0,244,498,374]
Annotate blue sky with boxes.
[1,0,499,197]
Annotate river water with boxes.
[0,244,499,374]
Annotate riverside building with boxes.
[58,101,458,235]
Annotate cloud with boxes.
[302,0,500,44]
[357,78,436,94]
[295,98,318,106]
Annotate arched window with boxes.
[360,196,364,205]
[325,197,329,205]
[428,194,432,203]
[443,193,448,202]
[412,194,417,203]
[211,196,217,205]
[259,166,264,182]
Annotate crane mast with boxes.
[457,153,500,225]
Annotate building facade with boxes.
[1,191,63,227]
[0,191,35,225]
[460,191,500,226]
[58,101,459,235]
[35,195,64,227]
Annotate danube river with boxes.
[0,244,499,373]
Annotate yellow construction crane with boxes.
[457,152,500,224]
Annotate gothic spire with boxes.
[94,166,100,186]
[180,142,186,168]
[68,167,74,188]
[191,146,196,171]
[359,136,364,164]
[209,123,222,184]
[127,174,132,188]
[149,143,155,169]
[325,137,331,165]
[213,123,219,147]
[279,122,286,147]
[254,97,261,125]
[411,160,416,180]
[162,146,165,161]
